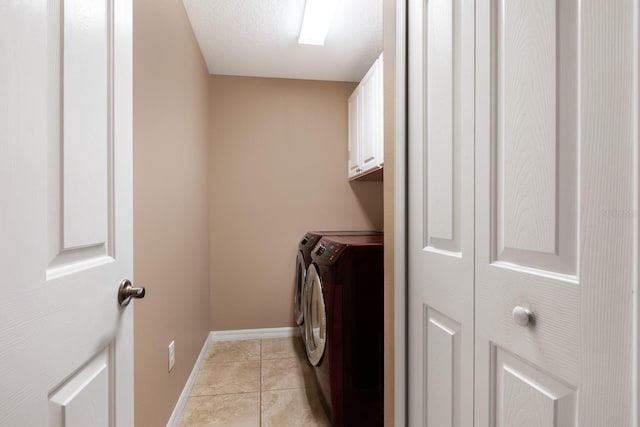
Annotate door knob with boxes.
[512,306,534,327]
[118,279,146,307]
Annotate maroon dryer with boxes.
[305,234,384,427]
[294,231,382,343]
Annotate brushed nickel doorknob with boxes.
[118,279,145,307]
[512,306,534,327]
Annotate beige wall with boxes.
[133,0,211,426]
[383,0,397,425]
[209,75,384,331]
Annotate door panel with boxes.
[47,0,115,278]
[475,0,580,421]
[0,0,133,424]
[498,0,559,256]
[493,0,578,275]
[49,348,113,427]
[426,0,455,245]
[348,87,361,177]
[408,0,475,424]
[494,346,575,427]
[61,0,110,249]
[475,0,637,425]
[362,66,378,169]
[425,307,461,427]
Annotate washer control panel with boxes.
[300,233,321,250]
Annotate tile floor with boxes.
[178,337,331,427]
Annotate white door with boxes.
[474,0,637,425]
[407,0,475,425]
[408,0,639,424]
[0,0,135,425]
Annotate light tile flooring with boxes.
[178,337,331,427]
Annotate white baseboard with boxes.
[166,327,299,426]
[210,326,299,342]
[166,333,211,427]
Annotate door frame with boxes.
[635,0,640,423]
[393,0,408,426]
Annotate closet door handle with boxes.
[512,306,534,327]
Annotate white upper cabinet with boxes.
[348,53,383,180]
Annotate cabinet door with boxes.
[348,86,361,178]
[474,0,636,425]
[407,0,475,425]
[361,62,379,172]
[375,55,384,166]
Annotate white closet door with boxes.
[474,0,638,425]
[407,0,475,425]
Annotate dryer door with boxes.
[305,264,327,366]
[294,251,306,326]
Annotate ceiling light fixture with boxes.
[297,0,339,46]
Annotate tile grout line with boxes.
[184,337,320,426]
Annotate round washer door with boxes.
[294,251,306,326]
[304,264,327,366]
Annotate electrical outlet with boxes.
[168,340,175,372]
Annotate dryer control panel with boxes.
[312,239,345,265]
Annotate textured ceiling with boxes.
[183,0,383,82]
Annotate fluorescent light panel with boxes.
[298,0,339,45]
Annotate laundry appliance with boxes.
[295,232,322,341]
[304,234,384,427]
[294,231,381,346]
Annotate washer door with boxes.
[294,251,306,326]
[304,264,326,366]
